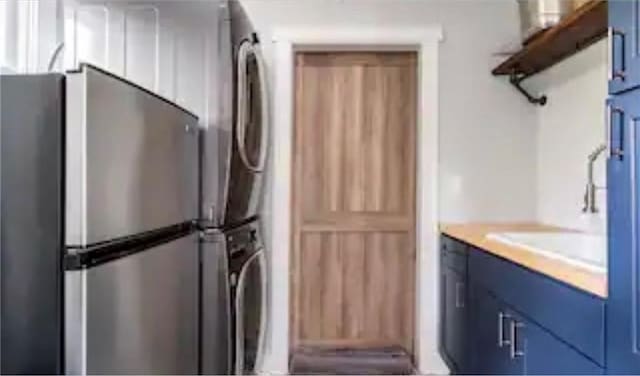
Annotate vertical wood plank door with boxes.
[291,52,418,355]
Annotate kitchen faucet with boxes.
[583,143,607,213]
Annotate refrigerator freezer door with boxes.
[201,231,232,374]
[65,234,199,375]
[65,65,199,246]
[0,74,64,374]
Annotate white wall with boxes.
[63,0,221,127]
[528,40,608,233]
[239,0,538,373]
[0,0,63,73]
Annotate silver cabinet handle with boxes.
[498,312,511,347]
[608,27,626,81]
[509,320,525,359]
[608,104,625,159]
[455,282,464,308]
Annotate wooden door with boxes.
[290,52,417,354]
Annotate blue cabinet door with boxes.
[470,285,514,374]
[609,0,640,94]
[443,267,467,373]
[447,269,467,373]
[607,88,640,373]
[507,310,603,375]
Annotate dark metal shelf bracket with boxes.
[509,73,547,106]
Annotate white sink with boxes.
[486,232,607,274]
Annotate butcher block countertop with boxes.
[440,223,607,298]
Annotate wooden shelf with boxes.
[492,0,607,78]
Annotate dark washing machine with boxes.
[226,219,267,375]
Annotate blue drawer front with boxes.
[522,311,604,375]
[441,235,467,255]
[441,235,467,274]
[468,248,605,366]
[443,250,467,275]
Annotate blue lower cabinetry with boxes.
[441,266,467,373]
[521,310,604,375]
[439,239,468,373]
[440,235,605,375]
[469,284,516,374]
[606,87,640,374]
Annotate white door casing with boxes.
[266,26,445,374]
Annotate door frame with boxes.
[267,26,444,375]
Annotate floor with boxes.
[289,346,415,375]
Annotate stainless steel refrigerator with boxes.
[1,64,200,374]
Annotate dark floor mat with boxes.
[289,345,415,375]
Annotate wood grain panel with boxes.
[295,232,415,351]
[291,52,417,356]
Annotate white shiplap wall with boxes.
[63,0,223,128]
[0,0,63,73]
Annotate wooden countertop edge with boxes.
[440,223,608,299]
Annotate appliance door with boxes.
[201,230,232,375]
[225,1,269,226]
[225,47,267,225]
[65,64,199,246]
[0,74,64,374]
[65,234,199,375]
[233,247,267,375]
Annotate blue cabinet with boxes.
[469,284,518,375]
[469,280,602,375]
[442,268,467,372]
[469,247,606,366]
[609,0,640,94]
[440,236,468,373]
[606,87,640,374]
[441,236,605,375]
[522,311,604,375]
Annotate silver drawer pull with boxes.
[498,312,511,347]
[608,27,626,81]
[510,320,525,359]
[455,282,464,308]
[607,104,625,159]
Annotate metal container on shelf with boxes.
[518,0,572,42]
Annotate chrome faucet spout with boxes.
[583,143,607,213]
[588,144,607,162]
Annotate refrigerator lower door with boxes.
[65,234,199,375]
[65,64,199,246]
[201,231,232,374]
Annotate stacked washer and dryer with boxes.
[201,1,270,375]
